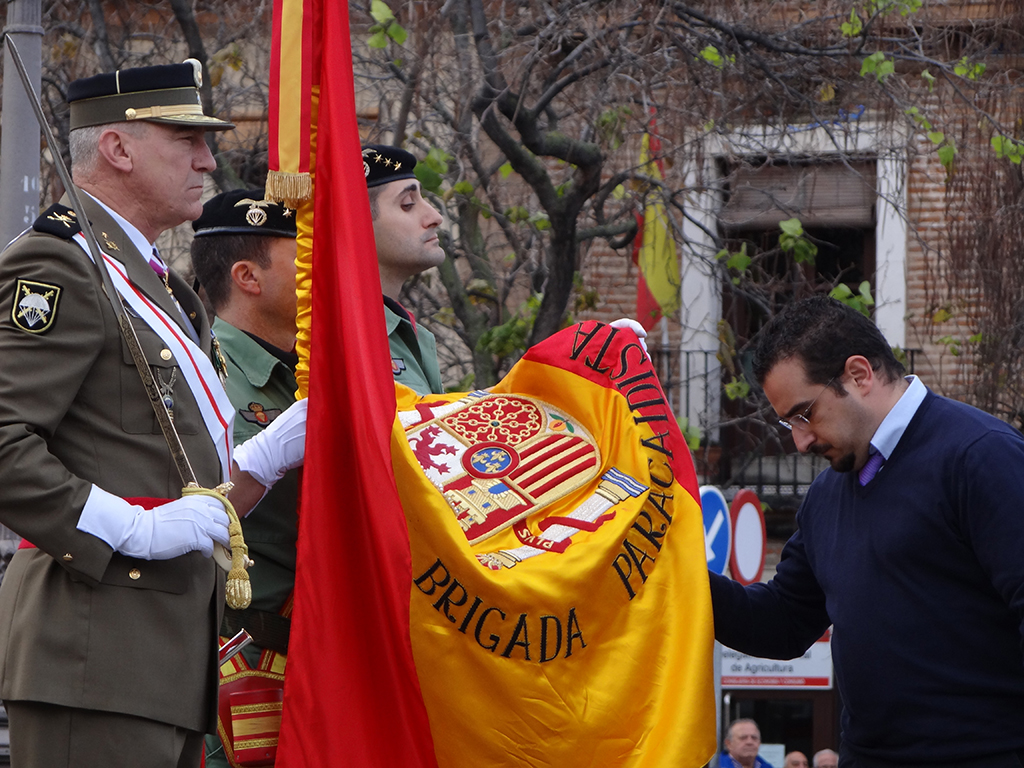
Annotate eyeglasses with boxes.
[778,377,835,432]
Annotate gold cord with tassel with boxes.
[183,483,253,610]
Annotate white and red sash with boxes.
[73,233,234,481]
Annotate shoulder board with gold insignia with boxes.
[33,203,82,240]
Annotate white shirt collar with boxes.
[83,191,157,263]
[869,375,927,460]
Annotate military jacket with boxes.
[0,194,224,733]
[385,299,443,395]
[212,318,299,614]
[207,319,299,768]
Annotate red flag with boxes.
[273,1,438,765]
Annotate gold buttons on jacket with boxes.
[160,349,172,361]
[129,568,141,580]
[62,553,73,562]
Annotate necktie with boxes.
[149,248,168,281]
[859,451,885,485]
[149,248,201,344]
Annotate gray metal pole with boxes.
[0,0,43,248]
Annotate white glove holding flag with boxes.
[78,486,230,559]
[609,317,649,357]
[233,397,308,489]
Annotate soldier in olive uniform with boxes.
[189,189,299,768]
[363,144,445,395]
[0,62,237,768]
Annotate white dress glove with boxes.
[77,485,230,560]
[233,397,308,488]
[609,317,649,356]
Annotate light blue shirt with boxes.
[869,375,927,462]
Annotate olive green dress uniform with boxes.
[0,195,225,733]
[205,318,299,768]
[385,299,444,395]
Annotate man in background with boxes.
[363,144,445,395]
[784,751,809,768]
[190,188,299,768]
[711,296,1024,766]
[812,749,838,768]
[721,718,775,768]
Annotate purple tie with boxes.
[149,248,168,280]
[859,452,885,485]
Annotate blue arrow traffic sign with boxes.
[700,485,732,575]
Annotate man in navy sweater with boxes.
[709,296,1024,767]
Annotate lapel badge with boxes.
[101,232,119,251]
[12,279,63,334]
[240,401,283,426]
[234,198,272,228]
[392,357,407,375]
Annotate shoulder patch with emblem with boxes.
[11,279,63,334]
[33,204,82,239]
[392,357,407,376]
[239,401,283,427]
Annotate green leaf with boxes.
[793,239,818,264]
[414,164,443,194]
[927,131,944,145]
[778,218,804,237]
[423,146,451,174]
[724,376,750,401]
[677,417,702,451]
[700,45,724,69]
[452,180,474,196]
[841,9,863,37]
[505,205,530,224]
[921,69,936,92]
[726,250,751,273]
[387,20,408,45]
[937,143,956,170]
[370,0,395,23]
[858,280,875,305]
[499,162,513,178]
[529,212,551,231]
[612,184,625,200]
[860,51,883,77]
[367,29,388,49]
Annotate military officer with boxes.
[0,61,255,768]
[363,144,446,395]
[189,189,299,768]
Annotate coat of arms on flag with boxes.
[402,394,600,546]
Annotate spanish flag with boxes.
[635,122,681,331]
[395,322,716,765]
[270,0,715,763]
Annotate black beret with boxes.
[68,59,234,131]
[362,144,418,188]
[192,188,297,238]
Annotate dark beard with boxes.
[809,442,856,473]
[832,453,856,473]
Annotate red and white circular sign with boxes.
[728,489,766,586]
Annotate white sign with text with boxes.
[720,630,833,689]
